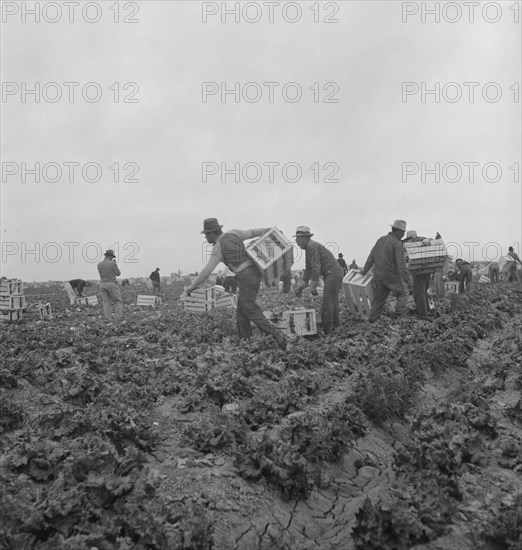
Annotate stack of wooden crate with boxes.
[246,227,294,287]
[0,279,26,322]
[404,239,449,273]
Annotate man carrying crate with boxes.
[360,220,413,323]
[294,226,344,335]
[184,218,287,350]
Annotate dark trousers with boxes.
[369,279,408,323]
[488,264,499,283]
[236,266,284,344]
[412,273,431,319]
[321,266,344,334]
[508,265,518,283]
[224,276,237,294]
[459,266,473,293]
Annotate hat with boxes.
[406,230,417,239]
[338,253,343,257]
[104,249,116,257]
[391,220,407,231]
[293,226,314,237]
[201,218,223,234]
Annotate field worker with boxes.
[69,279,90,298]
[150,267,161,295]
[337,253,348,276]
[403,230,432,321]
[97,249,123,321]
[349,259,359,271]
[294,226,344,335]
[360,220,413,323]
[488,262,500,284]
[507,246,522,282]
[184,218,287,350]
[454,259,473,293]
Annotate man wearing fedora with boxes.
[97,249,123,321]
[294,226,344,335]
[185,218,288,350]
[360,220,413,323]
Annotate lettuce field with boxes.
[1,281,522,550]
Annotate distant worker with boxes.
[184,218,287,350]
[360,220,413,323]
[488,262,499,284]
[222,266,238,294]
[280,270,292,294]
[349,259,359,271]
[454,259,473,293]
[97,250,123,321]
[403,230,432,321]
[337,253,348,276]
[294,226,344,335]
[507,247,522,282]
[69,279,90,298]
[150,268,161,295]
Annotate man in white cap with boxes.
[185,218,287,350]
[360,220,413,322]
[294,226,344,335]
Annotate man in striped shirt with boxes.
[185,218,287,350]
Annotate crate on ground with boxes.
[0,295,26,310]
[479,275,491,284]
[404,240,449,273]
[444,281,459,294]
[281,309,317,336]
[246,227,294,288]
[181,297,214,312]
[24,302,53,320]
[215,294,237,310]
[343,269,375,317]
[77,295,99,306]
[0,279,23,296]
[137,295,162,307]
[189,286,220,303]
[0,310,23,322]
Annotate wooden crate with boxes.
[444,281,459,294]
[76,295,99,306]
[343,270,375,317]
[404,240,448,272]
[246,228,294,288]
[181,299,214,313]
[215,295,237,310]
[137,295,162,307]
[281,309,317,336]
[0,280,23,296]
[189,286,220,303]
[0,295,26,310]
[0,309,23,322]
[479,275,491,284]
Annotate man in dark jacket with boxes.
[507,247,522,282]
[337,253,348,276]
[349,259,359,271]
[455,259,473,293]
[185,218,287,350]
[294,226,344,334]
[360,220,413,323]
[150,268,161,295]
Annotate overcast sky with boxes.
[1,0,521,281]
